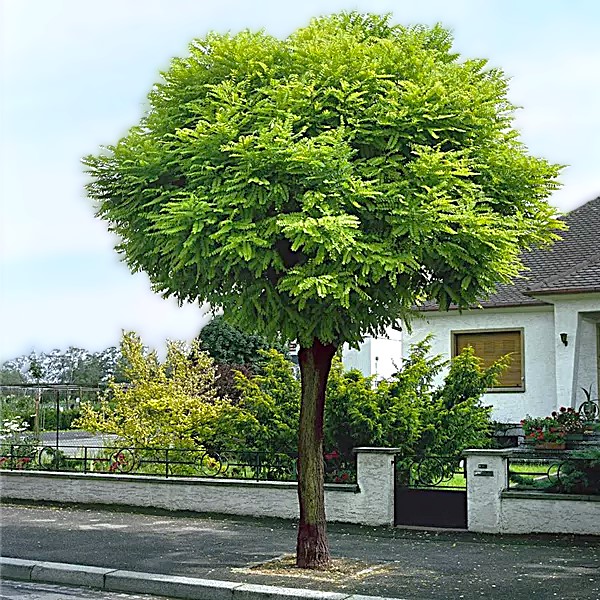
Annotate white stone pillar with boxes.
[463,449,510,534]
[353,447,399,526]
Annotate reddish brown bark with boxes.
[296,338,337,569]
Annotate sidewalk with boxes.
[1,502,599,600]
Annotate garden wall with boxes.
[4,447,599,535]
[0,447,396,527]
[500,491,600,535]
[464,449,600,536]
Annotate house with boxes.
[403,195,600,424]
[342,329,403,381]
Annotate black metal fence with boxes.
[508,453,600,495]
[395,455,466,489]
[0,444,357,484]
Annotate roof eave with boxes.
[524,286,600,297]
[415,299,549,312]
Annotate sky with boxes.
[1,0,599,361]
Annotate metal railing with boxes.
[508,453,600,495]
[395,455,467,490]
[0,444,357,484]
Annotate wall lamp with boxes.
[560,332,568,346]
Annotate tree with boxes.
[0,366,26,385]
[75,332,227,448]
[197,315,288,402]
[198,315,287,368]
[84,13,562,567]
[1,347,127,386]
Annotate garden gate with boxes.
[394,455,467,529]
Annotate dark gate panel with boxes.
[394,487,467,528]
[394,455,467,529]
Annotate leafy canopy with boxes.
[84,12,562,347]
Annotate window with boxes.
[453,329,524,391]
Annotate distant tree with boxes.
[28,356,44,382]
[0,347,126,387]
[198,315,287,368]
[84,13,562,567]
[70,346,128,385]
[0,366,27,385]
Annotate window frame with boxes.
[451,328,525,393]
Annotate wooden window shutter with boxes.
[455,331,522,388]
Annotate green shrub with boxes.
[233,349,300,452]
[324,340,500,463]
[74,332,250,450]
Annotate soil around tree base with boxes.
[237,553,392,582]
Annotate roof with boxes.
[420,195,600,311]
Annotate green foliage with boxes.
[39,408,82,432]
[324,361,385,457]
[511,450,600,495]
[74,332,248,449]
[0,395,34,428]
[28,358,43,381]
[1,346,127,386]
[0,367,26,385]
[324,339,496,460]
[228,339,497,460]
[417,345,500,456]
[198,315,288,367]
[84,12,563,349]
[233,349,301,452]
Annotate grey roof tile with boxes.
[419,195,600,311]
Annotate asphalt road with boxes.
[0,580,175,600]
[2,503,599,599]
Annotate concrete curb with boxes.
[0,557,406,600]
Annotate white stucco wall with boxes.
[574,315,599,407]
[405,306,556,423]
[342,328,402,380]
[0,448,397,527]
[500,492,600,535]
[342,337,373,376]
[542,294,600,411]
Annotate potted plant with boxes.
[553,406,586,441]
[521,415,567,450]
[578,385,599,422]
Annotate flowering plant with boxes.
[521,407,584,444]
[324,449,356,484]
[521,415,566,443]
[0,418,39,468]
[552,406,585,433]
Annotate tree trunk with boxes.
[296,338,337,569]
